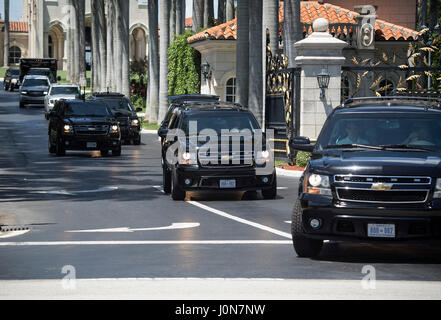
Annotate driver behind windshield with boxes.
[402,122,436,146]
[336,122,369,145]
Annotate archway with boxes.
[130,27,147,63]
[48,23,65,70]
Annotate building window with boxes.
[9,46,21,65]
[48,35,53,58]
[225,77,236,102]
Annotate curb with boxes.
[276,167,304,178]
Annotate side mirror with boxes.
[158,127,169,138]
[289,136,314,152]
[57,76,61,81]
[135,107,143,112]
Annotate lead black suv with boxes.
[87,92,142,145]
[290,97,441,257]
[48,100,122,156]
[159,102,276,201]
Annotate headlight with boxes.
[43,91,48,95]
[256,150,271,164]
[304,173,331,196]
[179,152,196,165]
[434,178,441,198]
[21,91,28,94]
[111,125,119,133]
[63,124,73,134]
[131,119,140,126]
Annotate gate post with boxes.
[294,18,347,140]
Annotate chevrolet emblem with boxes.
[88,127,96,131]
[371,183,393,191]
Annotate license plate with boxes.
[86,142,97,149]
[367,224,395,238]
[220,179,236,189]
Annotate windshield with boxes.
[22,79,50,87]
[50,87,80,95]
[28,70,54,81]
[316,113,441,151]
[181,113,260,135]
[102,98,133,112]
[64,103,111,117]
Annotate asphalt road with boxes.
[0,86,441,299]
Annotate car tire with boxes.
[48,137,56,154]
[112,146,121,156]
[171,170,185,201]
[9,85,13,92]
[4,83,9,91]
[163,166,172,194]
[262,174,277,199]
[44,113,49,120]
[133,136,141,145]
[101,149,109,157]
[56,137,66,156]
[291,199,323,258]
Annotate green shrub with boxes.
[296,151,310,168]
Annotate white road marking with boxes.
[0,240,291,246]
[187,201,292,239]
[277,187,288,190]
[34,186,119,196]
[65,222,200,233]
[285,220,291,224]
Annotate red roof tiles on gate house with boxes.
[0,20,28,33]
[187,1,419,44]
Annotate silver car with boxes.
[44,83,81,119]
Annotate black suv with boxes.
[3,67,19,91]
[48,100,121,156]
[290,97,441,257]
[159,103,276,201]
[88,92,142,145]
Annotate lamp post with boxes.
[201,62,211,81]
[317,68,330,99]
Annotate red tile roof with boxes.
[188,1,419,44]
[0,20,28,33]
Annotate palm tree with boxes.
[204,0,214,27]
[226,0,234,21]
[106,0,115,91]
[170,0,177,43]
[158,0,171,122]
[118,0,130,97]
[3,0,9,66]
[218,0,226,24]
[91,0,106,92]
[263,0,279,55]
[248,0,263,125]
[283,0,302,68]
[192,0,204,33]
[236,0,249,107]
[176,0,185,35]
[72,0,86,86]
[147,0,160,123]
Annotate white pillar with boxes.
[294,18,347,140]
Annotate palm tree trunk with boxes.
[113,0,122,93]
[118,0,130,97]
[204,0,214,28]
[248,0,263,125]
[147,0,159,123]
[263,0,279,55]
[66,1,73,81]
[4,0,9,66]
[226,0,234,21]
[236,0,249,107]
[170,0,177,43]
[192,0,204,33]
[92,0,107,92]
[283,0,302,68]
[158,0,171,122]
[218,0,226,24]
[176,0,185,35]
[106,0,115,91]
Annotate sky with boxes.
[0,1,221,22]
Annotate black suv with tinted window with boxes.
[159,102,276,200]
[87,92,142,145]
[290,97,441,257]
[48,100,121,156]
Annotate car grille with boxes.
[74,125,109,135]
[199,151,255,168]
[29,91,44,96]
[334,175,431,204]
[117,117,129,126]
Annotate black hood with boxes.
[310,150,441,177]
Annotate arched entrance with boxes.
[48,23,65,70]
[130,27,147,63]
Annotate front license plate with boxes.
[367,224,395,238]
[86,142,97,149]
[220,179,236,189]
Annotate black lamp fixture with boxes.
[317,68,330,99]
[201,61,211,81]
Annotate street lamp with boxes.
[201,62,211,81]
[317,68,330,99]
